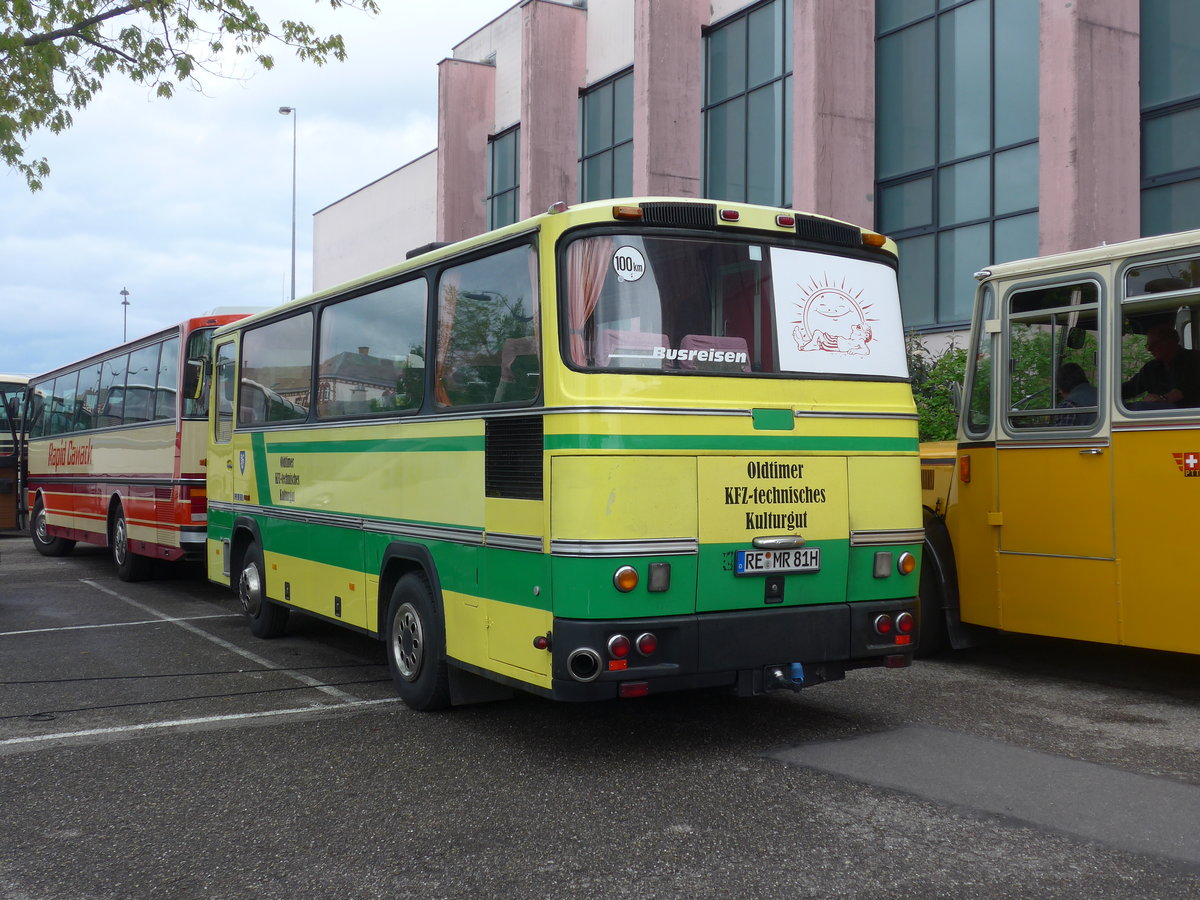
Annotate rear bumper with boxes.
[549,598,915,701]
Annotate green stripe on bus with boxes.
[261,436,485,454]
[544,434,918,453]
[251,432,272,506]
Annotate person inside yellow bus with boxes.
[1121,324,1200,408]
[1056,362,1097,425]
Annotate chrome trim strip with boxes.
[485,532,544,553]
[999,440,1110,450]
[207,501,485,547]
[550,538,699,558]
[850,529,926,546]
[998,550,1116,562]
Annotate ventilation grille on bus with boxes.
[639,202,717,228]
[794,215,862,248]
[486,416,543,500]
[921,468,936,491]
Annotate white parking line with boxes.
[0,614,242,638]
[0,698,404,750]
[82,580,361,702]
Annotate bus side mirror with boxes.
[1066,326,1087,350]
[183,359,205,401]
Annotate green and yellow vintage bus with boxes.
[206,198,922,708]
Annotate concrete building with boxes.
[312,0,1200,341]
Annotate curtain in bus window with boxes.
[567,237,612,365]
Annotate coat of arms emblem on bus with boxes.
[1172,452,1200,476]
[238,450,246,475]
[789,276,877,357]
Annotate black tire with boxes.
[30,498,75,557]
[916,539,950,657]
[111,506,153,582]
[385,572,451,711]
[238,542,289,638]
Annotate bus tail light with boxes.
[184,486,207,522]
[959,454,971,483]
[873,614,894,636]
[636,632,658,656]
[776,214,796,228]
[895,612,914,635]
[607,634,631,659]
[719,208,740,222]
[619,682,650,699]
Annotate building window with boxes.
[703,0,792,207]
[875,0,1039,329]
[1141,0,1200,236]
[579,70,633,202]
[487,127,520,230]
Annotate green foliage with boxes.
[0,0,379,189]
[906,331,968,441]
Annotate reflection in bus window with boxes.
[1119,264,1200,411]
[156,337,180,420]
[318,279,428,417]
[435,245,538,407]
[99,355,127,427]
[239,313,312,425]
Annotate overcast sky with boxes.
[0,0,518,377]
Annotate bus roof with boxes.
[215,196,894,336]
[976,228,1200,283]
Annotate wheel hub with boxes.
[392,602,423,681]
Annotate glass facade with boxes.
[580,70,634,202]
[487,127,520,230]
[875,0,1039,329]
[703,0,793,207]
[1141,0,1200,236]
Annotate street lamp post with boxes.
[278,105,297,301]
[120,287,130,341]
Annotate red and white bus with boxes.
[25,314,246,580]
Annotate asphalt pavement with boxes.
[2,533,1198,899]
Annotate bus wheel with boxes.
[30,498,75,558]
[385,572,450,711]
[111,506,153,582]
[239,543,289,638]
[916,547,950,657]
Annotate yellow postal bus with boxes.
[206,198,922,708]
[921,229,1200,655]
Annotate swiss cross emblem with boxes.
[1172,452,1200,476]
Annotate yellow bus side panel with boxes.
[1113,431,1200,653]
[444,591,551,688]
[997,554,1119,644]
[443,589,489,670]
[486,497,544,542]
[550,456,698,540]
[847,456,922,531]
[486,597,553,679]
[945,446,1001,629]
[262,550,368,630]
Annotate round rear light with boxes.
[873,614,894,635]
[636,632,658,656]
[613,565,638,592]
[607,634,631,659]
[895,612,914,634]
[897,552,916,575]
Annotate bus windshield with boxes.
[563,233,907,379]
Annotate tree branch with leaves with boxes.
[0,0,379,189]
